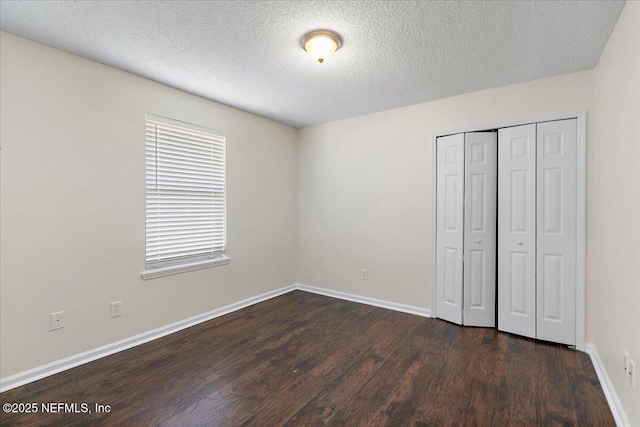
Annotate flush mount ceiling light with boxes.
[302,30,342,64]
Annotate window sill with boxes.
[141,255,230,280]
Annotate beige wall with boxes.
[297,70,594,310]
[0,32,297,377]
[590,2,640,424]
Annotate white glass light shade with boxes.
[302,31,342,63]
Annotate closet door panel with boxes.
[536,119,577,345]
[463,132,497,327]
[498,124,536,338]
[436,134,464,325]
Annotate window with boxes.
[142,114,228,280]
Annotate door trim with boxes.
[430,111,586,351]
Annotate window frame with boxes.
[141,113,229,280]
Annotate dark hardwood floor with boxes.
[0,291,614,426]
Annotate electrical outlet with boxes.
[628,358,636,389]
[110,301,122,318]
[361,269,368,280]
[50,311,65,331]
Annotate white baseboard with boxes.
[1,283,430,393]
[586,343,631,427]
[295,283,431,317]
[0,284,297,393]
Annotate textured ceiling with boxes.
[0,1,625,128]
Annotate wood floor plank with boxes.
[329,318,440,425]
[209,301,380,424]
[451,329,504,426]
[492,335,542,425]
[155,397,239,427]
[283,311,421,426]
[567,346,617,425]
[537,343,580,426]
[0,291,615,426]
[134,293,345,401]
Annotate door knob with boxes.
[516,240,523,245]
[475,239,481,244]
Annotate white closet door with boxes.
[463,132,497,327]
[498,124,536,338]
[436,133,464,325]
[536,119,577,345]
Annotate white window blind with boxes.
[145,114,226,269]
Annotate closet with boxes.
[435,118,578,346]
